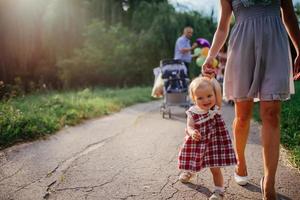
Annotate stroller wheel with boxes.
[160,104,166,113]
[159,106,165,113]
[165,108,171,118]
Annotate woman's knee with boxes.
[234,112,252,127]
[234,101,253,126]
[260,103,281,127]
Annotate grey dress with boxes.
[224,0,294,101]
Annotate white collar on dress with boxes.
[189,105,221,115]
[189,106,208,114]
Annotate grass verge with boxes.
[253,81,300,169]
[0,87,153,149]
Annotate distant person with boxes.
[174,26,198,77]
[202,0,300,199]
[178,77,236,200]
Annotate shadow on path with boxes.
[184,182,211,198]
[242,182,292,200]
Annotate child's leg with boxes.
[209,168,224,199]
[210,167,224,188]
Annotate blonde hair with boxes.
[189,76,222,108]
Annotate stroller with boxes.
[159,59,190,118]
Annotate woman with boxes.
[202,0,300,199]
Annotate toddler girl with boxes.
[178,77,236,200]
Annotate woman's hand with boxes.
[201,56,216,78]
[294,54,300,80]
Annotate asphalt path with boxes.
[0,101,299,200]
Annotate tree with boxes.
[0,0,49,85]
[0,0,217,92]
[295,3,300,19]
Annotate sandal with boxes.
[178,171,193,183]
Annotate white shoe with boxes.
[234,172,248,186]
[209,190,224,200]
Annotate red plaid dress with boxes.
[178,106,237,172]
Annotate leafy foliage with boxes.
[0,0,216,93]
[58,1,216,88]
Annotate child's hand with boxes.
[191,130,201,141]
[202,56,216,78]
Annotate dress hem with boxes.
[179,164,237,173]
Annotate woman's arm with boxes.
[211,78,222,109]
[281,0,300,74]
[202,0,232,76]
[208,0,232,58]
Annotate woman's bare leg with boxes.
[233,100,254,176]
[260,101,281,200]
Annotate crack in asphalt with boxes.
[47,169,123,199]
[46,137,112,178]
[42,113,149,199]
[0,135,118,199]
[165,188,179,200]
[46,169,123,198]
[42,137,120,199]
[13,177,43,194]
[168,154,177,165]
[0,111,150,200]
[119,194,139,200]
[0,164,24,183]
[159,175,172,193]
[166,176,179,199]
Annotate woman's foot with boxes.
[234,166,248,186]
[178,171,194,183]
[260,177,265,199]
[261,176,278,200]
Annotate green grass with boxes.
[253,81,300,169]
[0,87,153,149]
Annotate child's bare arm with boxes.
[186,115,201,141]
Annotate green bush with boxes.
[57,2,216,88]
